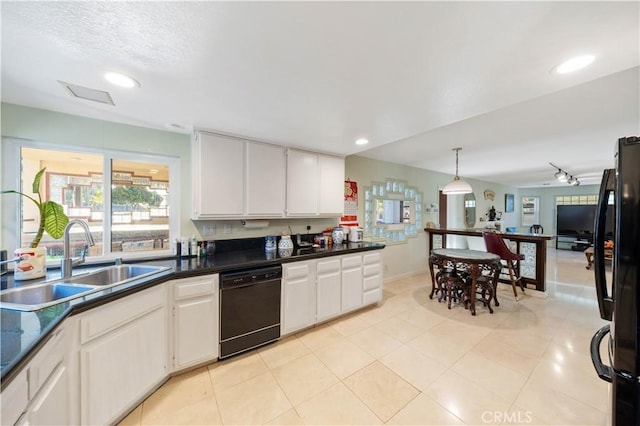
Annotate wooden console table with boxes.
[425,228,555,293]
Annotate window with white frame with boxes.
[7,144,178,261]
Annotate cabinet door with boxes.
[80,305,166,425]
[27,364,69,425]
[174,294,218,369]
[341,255,363,313]
[246,142,285,216]
[316,259,342,322]
[193,131,245,217]
[0,369,28,426]
[318,154,345,215]
[286,149,319,216]
[282,262,316,335]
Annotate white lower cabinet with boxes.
[1,366,28,425]
[281,250,384,336]
[1,324,73,426]
[341,254,364,313]
[25,364,69,425]
[316,258,341,322]
[78,286,166,426]
[282,261,317,335]
[171,275,219,371]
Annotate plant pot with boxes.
[14,247,47,280]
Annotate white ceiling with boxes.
[2,1,639,188]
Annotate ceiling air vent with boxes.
[58,81,115,105]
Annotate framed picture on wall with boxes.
[521,196,540,226]
[505,193,514,213]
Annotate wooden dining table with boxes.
[428,248,502,315]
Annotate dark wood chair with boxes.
[435,267,469,310]
[483,231,525,299]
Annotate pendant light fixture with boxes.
[442,147,473,195]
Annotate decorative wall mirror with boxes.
[364,179,423,244]
[464,193,476,228]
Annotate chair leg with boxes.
[506,261,518,299]
[514,261,525,292]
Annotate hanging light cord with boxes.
[453,147,461,179]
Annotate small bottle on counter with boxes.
[174,238,182,258]
[180,237,189,257]
[189,235,198,257]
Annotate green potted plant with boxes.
[2,167,69,279]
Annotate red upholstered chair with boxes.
[482,231,525,299]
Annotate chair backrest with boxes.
[483,231,522,261]
[529,224,543,234]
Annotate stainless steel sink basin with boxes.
[0,264,171,311]
[0,283,99,310]
[67,264,169,286]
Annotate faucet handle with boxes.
[80,244,90,260]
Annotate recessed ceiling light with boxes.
[553,55,595,74]
[104,71,140,88]
[355,138,369,146]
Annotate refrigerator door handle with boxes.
[590,324,613,383]
[593,168,615,321]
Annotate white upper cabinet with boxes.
[193,131,343,219]
[286,149,319,216]
[192,131,285,219]
[192,131,245,218]
[286,148,344,217]
[246,141,286,216]
[319,154,345,215]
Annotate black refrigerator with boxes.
[591,136,640,425]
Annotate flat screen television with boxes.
[557,204,615,240]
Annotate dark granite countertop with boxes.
[1,240,384,386]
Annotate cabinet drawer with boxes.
[28,327,66,399]
[79,286,165,344]
[362,252,381,265]
[363,288,382,305]
[285,263,311,279]
[341,255,362,269]
[317,258,340,274]
[174,276,217,300]
[363,274,382,292]
[363,263,381,278]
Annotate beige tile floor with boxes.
[120,248,611,425]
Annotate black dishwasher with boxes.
[219,265,282,359]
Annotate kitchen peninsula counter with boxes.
[424,227,554,293]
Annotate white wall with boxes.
[516,183,602,237]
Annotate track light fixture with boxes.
[549,163,580,186]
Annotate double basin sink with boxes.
[0,264,170,311]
